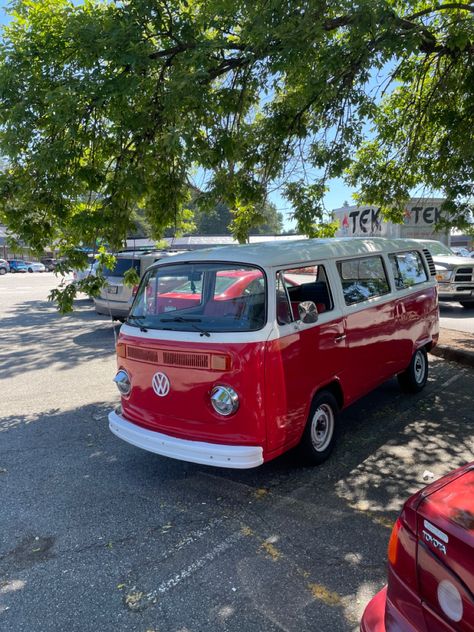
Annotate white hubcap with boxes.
[414,352,426,383]
[311,404,334,452]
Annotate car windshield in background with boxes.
[424,242,455,256]
[104,258,141,277]
[128,263,266,333]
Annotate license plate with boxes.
[107,285,118,294]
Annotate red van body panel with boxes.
[264,317,346,453]
[118,333,268,448]
[394,286,439,356]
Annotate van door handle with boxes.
[335,334,346,343]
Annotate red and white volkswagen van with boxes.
[109,238,439,468]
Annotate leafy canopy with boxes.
[0,0,473,308]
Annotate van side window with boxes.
[277,265,333,323]
[389,251,428,289]
[337,256,390,305]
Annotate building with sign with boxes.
[333,198,450,244]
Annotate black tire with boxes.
[28,268,33,273]
[299,390,339,465]
[460,302,474,309]
[397,347,428,393]
[0,267,6,275]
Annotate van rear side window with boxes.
[389,251,428,289]
[337,256,390,305]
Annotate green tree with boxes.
[0,1,472,309]
[191,200,282,236]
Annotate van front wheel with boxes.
[397,348,428,393]
[300,391,338,465]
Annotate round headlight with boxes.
[113,369,131,396]
[210,385,239,416]
[437,579,463,622]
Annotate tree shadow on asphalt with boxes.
[0,296,117,379]
[1,360,472,631]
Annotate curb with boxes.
[430,345,474,369]
[429,327,474,369]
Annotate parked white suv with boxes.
[94,251,183,320]
[416,239,474,309]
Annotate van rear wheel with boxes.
[300,391,338,465]
[397,348,428,393]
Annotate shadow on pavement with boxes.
[0,357,472,631]
[0,296,117,379]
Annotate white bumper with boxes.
[108,410,264,469]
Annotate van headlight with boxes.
[210,385,239,416]
[436,270,452,281]
[114,369,131,396]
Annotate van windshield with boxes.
[128,263,266,333]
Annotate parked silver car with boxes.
[0,259,9,275]
[94,251,183,320]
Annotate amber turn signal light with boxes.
[211,354,231,371]
[116,343,127,358]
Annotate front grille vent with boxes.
[454,267,474,282]
[162,351,210,368]
[422,249,437,276]
[127,346,159,363]
[125,346,211,369]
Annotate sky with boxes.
[0,1,359,231]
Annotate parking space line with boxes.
[124,529,244,611]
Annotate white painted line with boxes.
[131,529,244,609]
[156,530,243,595]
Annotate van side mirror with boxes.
[298,301,318,324]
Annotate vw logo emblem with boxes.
[152,372,170,397]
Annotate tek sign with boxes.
[338,205,443,236]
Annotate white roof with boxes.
[148,237,430,269]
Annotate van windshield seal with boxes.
[127,262,267,333]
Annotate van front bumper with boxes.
[108,409,264,469]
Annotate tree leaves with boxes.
[0,0,472,311]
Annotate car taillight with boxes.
[386,508,418,593]
[132,285,139,296]
[388,518,402,565]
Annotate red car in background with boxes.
[148,269,265,314]
[361,462,474,632]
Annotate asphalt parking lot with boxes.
[1,274,473,632]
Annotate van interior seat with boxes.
[203,298,245,318]
[288,281,331,311]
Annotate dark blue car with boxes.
[7,259,28,273]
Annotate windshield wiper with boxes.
[161,316,210,337]
[126,315,148,332]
